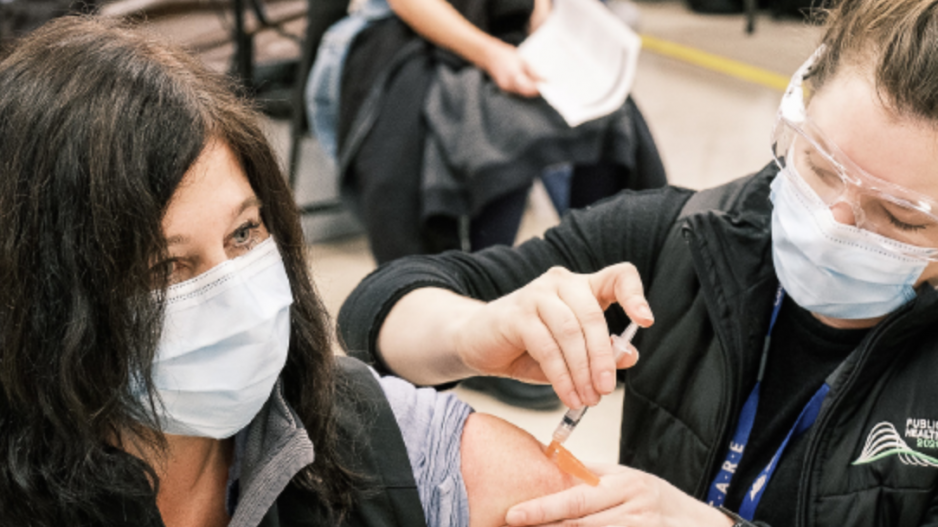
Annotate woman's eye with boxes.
[875,201,929,232]
[805,154,839,183]
[229,220,264,251]
[152,258,186,285]
[156,259,175,275]
[886,211,928,232]
[233,226,252,244]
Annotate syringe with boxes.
[550,322,639,445]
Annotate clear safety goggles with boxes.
[771,48,938,258]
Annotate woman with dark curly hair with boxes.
[0,16,607,527]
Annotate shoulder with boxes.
[529,185,696,277]
[564,184,697,224]
[553,184,697,248]
[333,356,472,442]
[678,163,778,222]
[561,163,778,232]
[332,357,424,488]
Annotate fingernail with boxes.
[638,303,654,322]
[506,509,526,525]
[585,384,599,405]
[568,391,583,409]
[600,371,615,393]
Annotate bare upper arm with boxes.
[460,413,578,527]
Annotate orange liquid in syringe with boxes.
[545,440,600,486]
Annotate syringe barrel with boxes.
[551,406,589,444]
[611,322,639,361]
[551,323,641,446]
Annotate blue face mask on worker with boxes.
[769,48,938,319]
[147,237,293,439]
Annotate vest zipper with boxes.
[682,226,743,499]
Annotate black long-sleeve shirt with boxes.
[724,297,867,524]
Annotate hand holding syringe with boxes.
[544,322,640,486]
[551,321,639,444]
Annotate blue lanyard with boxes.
[705,287,829,520]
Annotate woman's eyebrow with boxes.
[166,234,189,247]
[231,196,262,221]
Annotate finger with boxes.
[557,282,617,395]
[495,75,516,95]
[536,296,597,406]
[582,461,633,475]
[505,353,550,384]
[505,481,626,526]
[515,73,540,97]
[517,319,583,409]
[525,506,630,527]
[522,60,545,83]
[506,69,539,98]
[588,263,653,327]
[612,340,640,369]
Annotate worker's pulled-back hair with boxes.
[813,0,938,120]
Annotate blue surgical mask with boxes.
[770,167,931,319]
[149,237,293,439]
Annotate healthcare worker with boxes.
[339,1,938,525]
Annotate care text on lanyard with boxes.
[705,287,830,520]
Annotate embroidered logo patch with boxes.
[853,422,938,468]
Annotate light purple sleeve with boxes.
[375,371,473,527]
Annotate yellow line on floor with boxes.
[640,34,790,92]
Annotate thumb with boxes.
[513,70,540,98]
[521,59,544,83]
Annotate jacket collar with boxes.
[227,380,315,527]
[681,163,780,394]
[104,382,314,527]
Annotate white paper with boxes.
[518,0,642,127]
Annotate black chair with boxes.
[228,0,348,216]
[227,0,306,117]
[0,0,97,46]
[286,0,349,215]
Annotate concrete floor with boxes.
[134,0,823,464]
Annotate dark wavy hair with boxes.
[0,16,356,525]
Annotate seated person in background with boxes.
[306,0,667,265]
[311,0,667,410]
[0,17,716,527]
[338,1,938,525]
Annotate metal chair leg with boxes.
[231,0,254,90]
[744,0,757,34]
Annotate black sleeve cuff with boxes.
[717,506,762,527]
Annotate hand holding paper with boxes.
[518,0,642,126]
